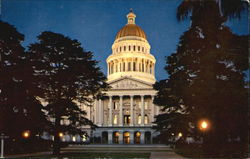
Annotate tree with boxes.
[28,31,107,155]
[177,0,248,21]
[0,21,48,140]
[154,2,248,157]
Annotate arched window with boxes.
[138,115,141,124]
[129,46,131,51]
[124,46,126,51]
[138,46,140,51]
[133,45,136,51]
[133,62,136,71]
[120,47,122,52]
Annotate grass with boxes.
[18,152,150,159]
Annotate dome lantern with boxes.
[127,8,136,24]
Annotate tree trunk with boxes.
[53,115,61,155]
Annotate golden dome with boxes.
[115,24,147,40]
[115,9,147,40]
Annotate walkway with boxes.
[6,144,186,159]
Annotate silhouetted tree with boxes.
[0,21,48,140]
[154,2,248,157]
[28,31,107,155]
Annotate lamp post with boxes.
[22,130,30,139]
[0,133,9,159]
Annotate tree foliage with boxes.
[28,31,107,154]
[154,2,248,157]
[0,21,48,139]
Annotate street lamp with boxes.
[198,119,210,131]
[178,132,183,137]
[22,130,30,139]
[58,132,63,137]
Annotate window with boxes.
[138,46,140,51]
[113,102,118,110]
[133,62,136,71]
[124,46,126,51]
[142,47,144,52]
[120,47,122,52]
[128,62,131,71]
[138,115,141,124]
[123,62,125,71]
[133,45,136,51]
[113,115,118,124]
[129,46,131,51]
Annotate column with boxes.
[130,95,134,126]
[125,60,128,71]
[107,63,110,75]
[119,96,123,126]
[108,130,113,144]
[119,131,123,144]
[109,96,113,126]
[136,59,139,71]
[153,63,155,75]
[98,99,103,126]
[130,131,134,144]
[151,96,155,124]
[140,131,145,144]
[141,95,145,126]
[94,100,99,124]
[131,58,134,71]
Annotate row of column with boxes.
[108,58,155,75]
[104,95,157,126]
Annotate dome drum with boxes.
[107,10,156,84]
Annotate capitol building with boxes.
[90,10,160,144]
[57,10,161,144]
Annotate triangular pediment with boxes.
[108,76,153,90]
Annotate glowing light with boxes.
[58,132,63,137]
[201,121,208,129]
[22,130,30,138]
[198,119,210,131]
[178,132,182,137]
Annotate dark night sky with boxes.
[1,0,248,80]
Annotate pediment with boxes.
[109,77,153,90]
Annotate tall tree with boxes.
[0,21,48,140]
[28,31,107,155]
[154,2,248,157]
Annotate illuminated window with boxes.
[114,115,118,124]
[138,115,141,124]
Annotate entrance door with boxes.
[123,132,130,144]
[134,131,141,144]
[124,115,130,125]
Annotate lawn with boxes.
[15,152,150,159]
